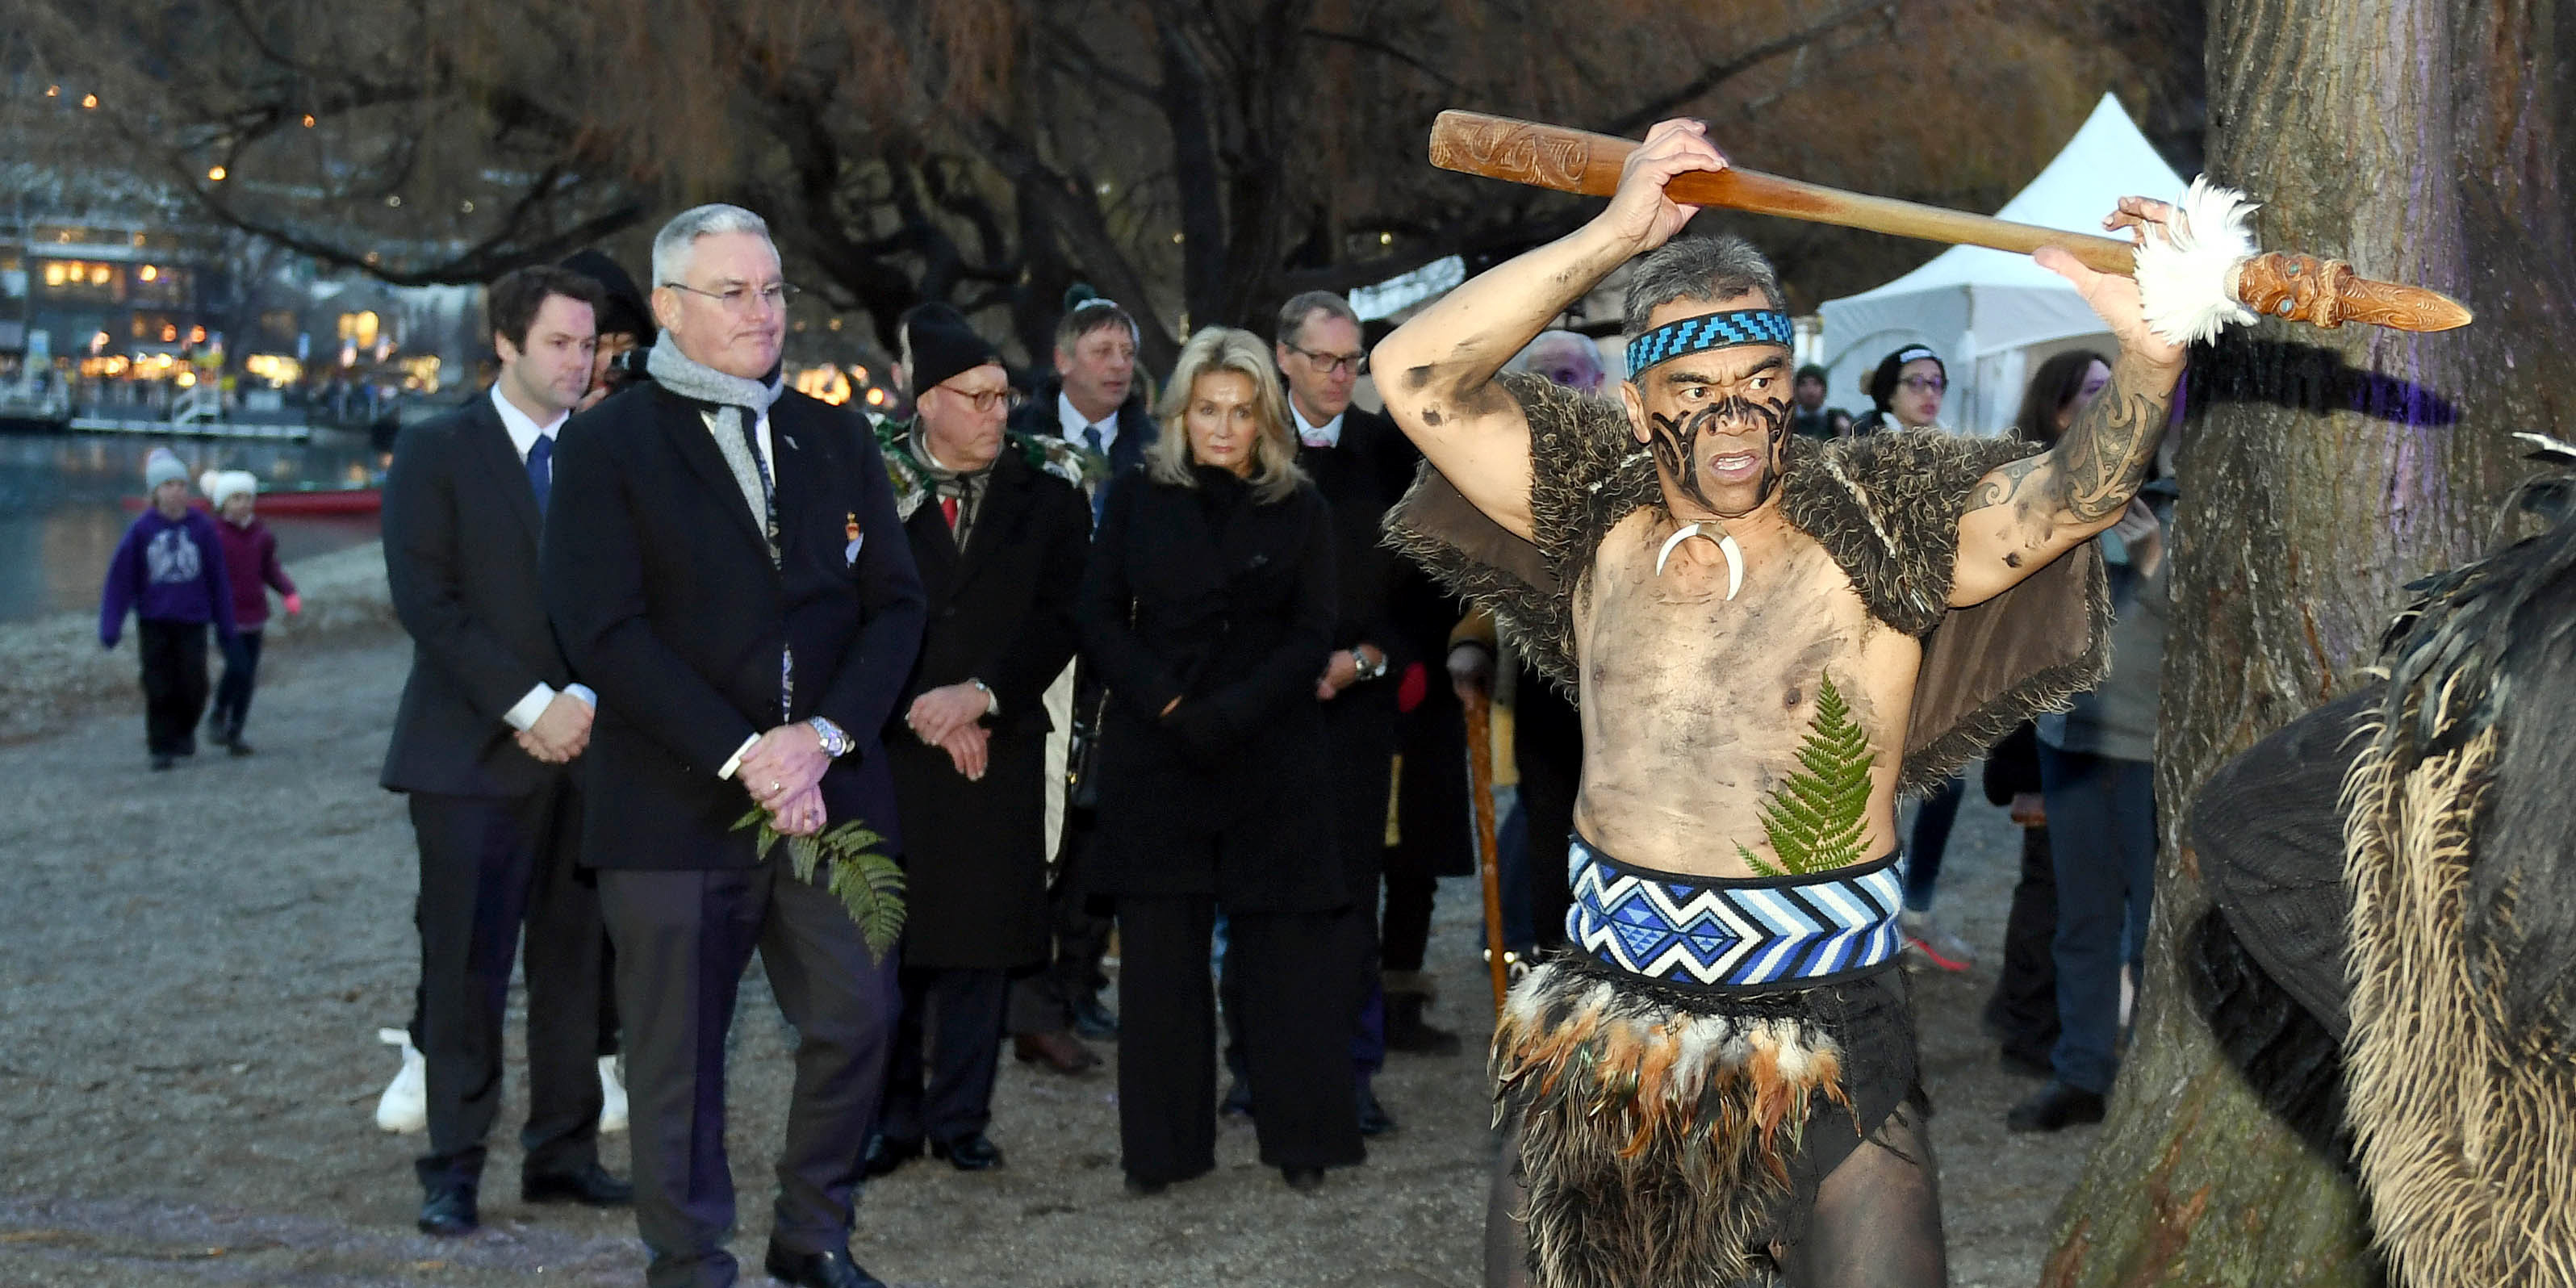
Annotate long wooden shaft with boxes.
[1462,687,1510,1016]
[1430,109,2141,274]
[1428,109,2473,334]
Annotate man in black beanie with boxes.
[864,303,1093,1177]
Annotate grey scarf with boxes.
[648,335,794,717]
[648,334,786,556]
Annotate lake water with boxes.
[0,433,388,625]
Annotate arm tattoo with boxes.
[1967,456,2045,511]
[2045,358,2169,522]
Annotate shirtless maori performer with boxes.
[1373,119,2185,1287]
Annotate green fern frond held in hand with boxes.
[1736,674,1875,876]
[732,808,908,963]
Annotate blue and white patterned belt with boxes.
[1566,834,1905,991]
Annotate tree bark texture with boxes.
[2041,2,2572,1286]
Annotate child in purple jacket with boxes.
[100,449,236,769]
[203,470,301,754]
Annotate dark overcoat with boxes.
[880,431,1092,969]
[1295,407,1420,886]
[542,382,926,868]
[1077,464,1343,914]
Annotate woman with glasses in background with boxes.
[1850,343,1949,436]
[1846,345,1984,972]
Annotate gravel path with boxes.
[0,609,2095,1286]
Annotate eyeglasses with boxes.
[1899,375,1947,394]
[933,382,1025,414]
[663,280,801,313]
[1286,344,1368,377]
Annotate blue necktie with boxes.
[1082,426,1107,524]
[526,434,554,517]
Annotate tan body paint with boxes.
[1570,504,1919,880]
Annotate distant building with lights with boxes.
[1,214,219,374]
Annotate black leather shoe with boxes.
[1072,993,1120,1041]
[932,1133,1004,1171]
[417,1182,479,1236]
[1123,1174,1167,1197]
[1280,1166,1325,1192]
[761,1244,888,1288]
[2006,1081,2107,1132]
[521,1162,633,1206]
[149,754,176,772]
[1356,1084,1399,1137]
[862,1132,922,1179]
[1219,1078,1254,1119]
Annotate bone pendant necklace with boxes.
[1654,522,1744,600]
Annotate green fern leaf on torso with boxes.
[1746,675,1875,875]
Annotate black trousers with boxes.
[598,854,898,1288]
[1984,826,2060,1066]
[1384,688,1466,972]
[208,626,263,739]
[136,618,210,756]
[1119,895,1363,1183]
[1514,674,1583,952]
[1225,710,1392,1083]
[408,783,603,1189]
[880,965,1009,1146]
[1006,808,1116,1035]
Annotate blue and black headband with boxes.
[1624,308,1795,378]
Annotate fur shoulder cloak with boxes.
[1380,370,2110,796]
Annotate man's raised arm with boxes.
[1372,119,1732,542]
[1951,198,2191,607]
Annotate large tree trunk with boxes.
[2040,2,2574,1286]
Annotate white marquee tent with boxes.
[1818,93,2187,434]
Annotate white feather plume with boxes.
[2135,175,2261,346]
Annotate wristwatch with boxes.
[806,716,854,758]
[971,678,998,715]
[1352,647,1390,683]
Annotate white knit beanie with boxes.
[144,448,189,491]
[207,470,259,510]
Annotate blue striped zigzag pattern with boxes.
[1566,838,1903,989]
[1623,308,1796,375]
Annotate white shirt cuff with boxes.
[503,683,557,731]
[716,733,763,781]
[565,684,596,709]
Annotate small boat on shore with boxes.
[120,488,382,517]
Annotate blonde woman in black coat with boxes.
[1077,326,1362,1194]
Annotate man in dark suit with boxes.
[380,266,629,1237]
[543,205,926,1288]
[1000,293,1159,1073]
[864,304,1090,1177]
[1010,290,1156,508]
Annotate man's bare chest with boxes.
[1566,511,1922,869]
[1573,514,1905,713]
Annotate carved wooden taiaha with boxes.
[1427,111,2472,335]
